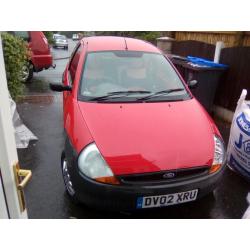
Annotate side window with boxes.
[68,44,82,84]
[14,31,30,42]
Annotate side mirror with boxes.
[49,83,72,92]
[188,79,198,89]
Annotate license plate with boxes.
[136,189,198,209]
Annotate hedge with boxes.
[1,32,30,100]
[43,31,55,45]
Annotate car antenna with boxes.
[124,38,128,50]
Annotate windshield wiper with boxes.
[136,88,185,101]
[89,90,151,101]
[107,90,151,95]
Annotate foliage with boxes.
[56,31,163,44]
[1,32,30,100]
[135,31,161,44]
[43,31,55,45]
[95,31,162,44]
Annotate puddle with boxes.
[24,78,51,94]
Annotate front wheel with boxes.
[21,63,33,83]
[61,152,79,204]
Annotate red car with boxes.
[50,36,226,211]
[10,31,54,82]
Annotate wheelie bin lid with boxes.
[187,56,228,68]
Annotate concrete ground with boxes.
[17,39,250,218]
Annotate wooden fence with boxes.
[174,32,250,48]
[214,47,250,111]
[171,40,250,111]
[172,40,215,60]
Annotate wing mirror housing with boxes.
[49,83,72,92]
[187,79,198,89]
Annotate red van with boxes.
[10,31,54,82]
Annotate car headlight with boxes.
[78,143,119,184]
[210,135,225,173]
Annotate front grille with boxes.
[118,166,209,186]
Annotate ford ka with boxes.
[50,36,226,211]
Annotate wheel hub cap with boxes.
[62,159,75,196]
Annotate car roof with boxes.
[82,36,161,53]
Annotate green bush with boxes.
[43,31,55,45]
[136,32,161,44]
[95,31,162,44]
[1,32,29,100]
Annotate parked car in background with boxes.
[53,34,68,50]
[72,34,79,41]
[9,31,54,82]
[50,36,226,211]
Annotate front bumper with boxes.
[69,163,226,211]
[54,42,68,47]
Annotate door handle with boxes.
[13,163,32,212]
[17,169,32,190]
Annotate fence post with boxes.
[214,41,225,63]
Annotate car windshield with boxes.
[55,35,66,39]
[79,51,190,102]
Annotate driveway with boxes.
[17,39,250,218]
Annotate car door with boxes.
[0,34,31,218]
[62,43,82,124]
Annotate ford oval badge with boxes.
[163,172,176,179]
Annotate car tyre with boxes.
[61,151,79,204]
[21,62,33,83]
